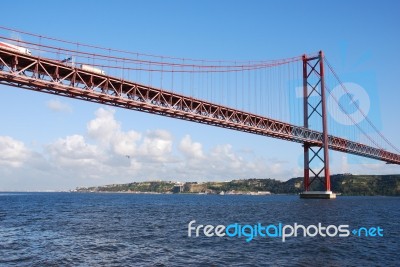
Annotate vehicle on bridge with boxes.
[80,64,106,75]
[0,41,31,55]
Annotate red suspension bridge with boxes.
[0,26,399,198]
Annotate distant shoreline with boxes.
[1,191,399,197]
[72,174,400,196]
[2,174,400,196]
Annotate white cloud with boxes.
[0,136,30,167]
[179,135,204,159]
[87,108,141,156]
[46,135,104,167]
[113,131,141,156]
[138,130,173,162]
[46,99,72,113]
[87,108,119,143]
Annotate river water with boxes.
[0,193,398,266]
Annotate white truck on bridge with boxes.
[80,64,106,75]
[0,41,32,55]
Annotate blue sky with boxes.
[0,0,400,190]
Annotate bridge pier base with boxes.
[300,191,336,199]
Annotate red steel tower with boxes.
[300,51,335,199]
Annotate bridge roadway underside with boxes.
[0,49,399,165]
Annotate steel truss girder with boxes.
[0,48,399,166]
